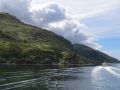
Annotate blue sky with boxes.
[0,0,120,59]
[81,8,120,59]
[99,38,120,59]
[54,0,120,59]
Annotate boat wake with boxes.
[104,66,120,78]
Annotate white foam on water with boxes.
[7,74,34,78]
[0,77,41,87]
[0,79,6,81]
[104,66,120,78]
[0,77,44,90]
[109,67,120,73]
[91,66,103,77]
[1,84,29,90]
[91,66,104,85]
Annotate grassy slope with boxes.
[0,13,89,65]
[73,44,120,64]
[0,13,119,65]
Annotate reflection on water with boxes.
[0,64,120,90]
[104,67,120,78]
[91,65,120,90]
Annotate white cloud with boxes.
[30,2,65,26]
[55,0,120,19]
[75,6,120,19]
[48,20,102,49]
[0,0,32,23]
[81,8,120,39]
[0,0,102,49]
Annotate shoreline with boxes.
[0,63,100,67]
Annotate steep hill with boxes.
[0,13,119,65]
[73,44,120,64]
[0,13,88,65]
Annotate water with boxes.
[0,64,120,90]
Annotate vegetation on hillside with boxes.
[73,44,120,64]
[0,13,119,66]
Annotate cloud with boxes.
[81,8,120,39]
[0,0,33,23]
[30,2,65,26]
[48,20,102,49]
[55,0,120,19]
[75,6,120,20]
[0,0,101,49]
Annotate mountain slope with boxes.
[73,44,120,64]
[0,13,89,65]
[0,13,119,65]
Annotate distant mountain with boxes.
[0,13,119,66]
[73,44,120,64]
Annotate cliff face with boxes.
[0,13,119,65]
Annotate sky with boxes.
[0,0,120,59]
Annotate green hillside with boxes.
[0,13,86,65]
[73,44,120,64]
[0,13,119,66]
